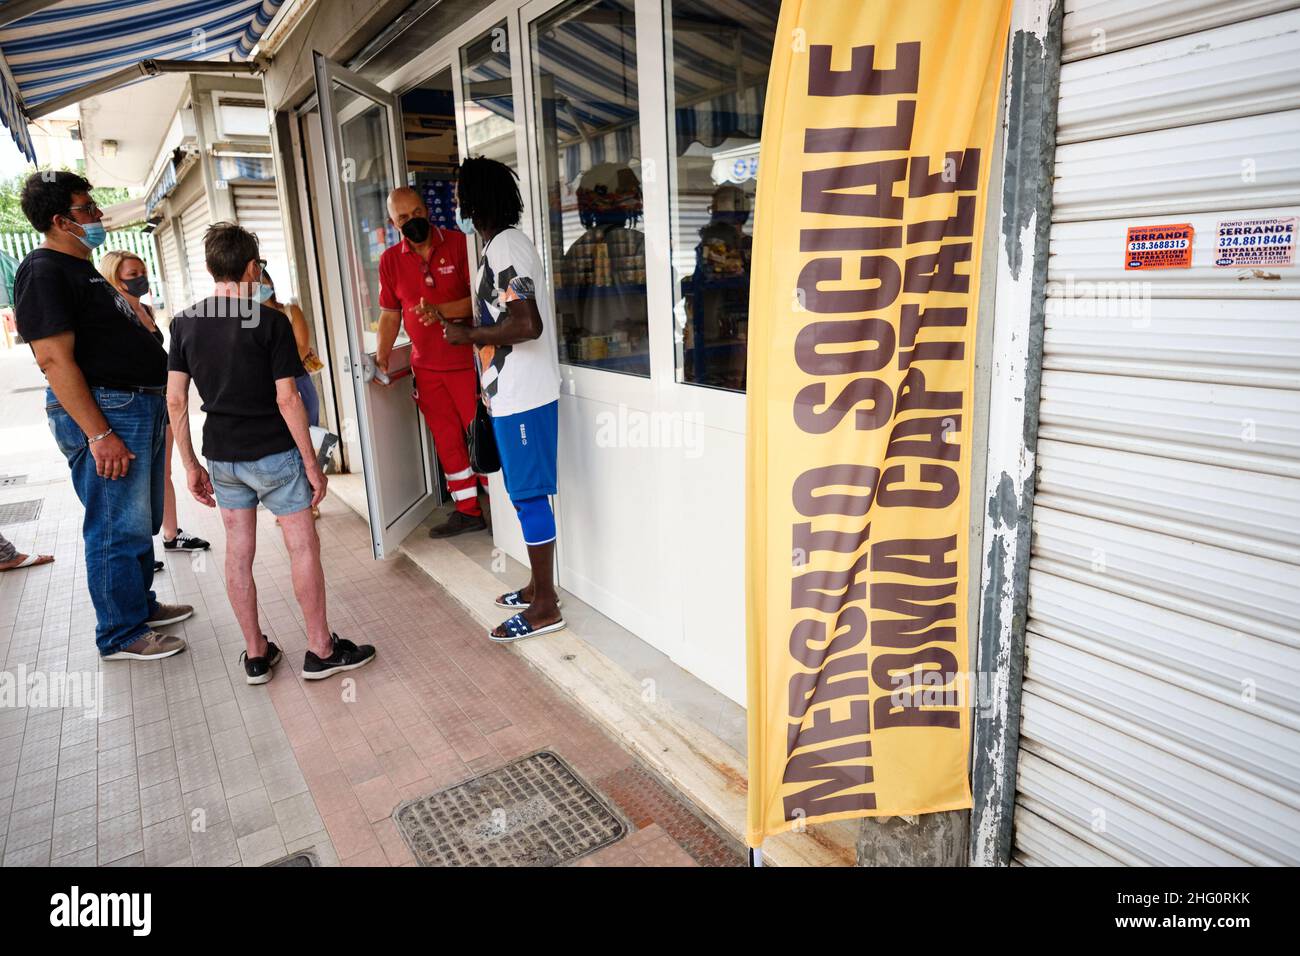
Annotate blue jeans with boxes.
[296,373,320,428]
[47,387,166,655]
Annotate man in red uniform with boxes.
[376,186,485,537]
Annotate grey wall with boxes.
[261,0,414,110]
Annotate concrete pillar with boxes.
[857,811,970,866]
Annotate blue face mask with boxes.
[455,210,475,236]
[254,283,274,303]
[72,220,107,251]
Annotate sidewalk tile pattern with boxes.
[1,459,742,868]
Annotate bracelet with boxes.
[87,427,113,445]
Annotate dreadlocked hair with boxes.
[457,156,523,232]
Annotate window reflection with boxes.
[531,0,649,377]
[461,23,519,174]
[334,81,401,347]
[666,0,776,392]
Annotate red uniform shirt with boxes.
[378,226,473,371]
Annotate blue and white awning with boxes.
[0,0,283,163]
[144,153,178,216]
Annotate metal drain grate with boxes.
[265,851,316,867]
[394,750,626,867]
[0,499,42,527]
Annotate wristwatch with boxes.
[87,427,114,445]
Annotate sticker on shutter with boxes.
[1123,223,1194,270]
[1214,216,1295,268]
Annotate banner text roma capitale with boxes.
[745,0,1012,845]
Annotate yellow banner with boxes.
[746,0,1011,845]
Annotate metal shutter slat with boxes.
[180,196,212,304]
[1015,7,1300,865]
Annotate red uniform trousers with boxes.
[412,366,484,516]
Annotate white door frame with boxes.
[293,105,358,470]
[313,51,440,558]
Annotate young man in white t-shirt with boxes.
[442,157,564,642]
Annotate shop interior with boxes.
[401,69,460,233]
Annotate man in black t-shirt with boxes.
[168,222,375,685]
[14,171,193,662]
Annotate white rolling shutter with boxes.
[180,195,212,304]
[233,183,293,300]
[156,224,184,315]
[1014,2,1300,866]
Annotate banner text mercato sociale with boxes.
[780,41,976,820]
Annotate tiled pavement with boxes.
[0,352,742,868]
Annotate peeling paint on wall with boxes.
[970,0,1063,867]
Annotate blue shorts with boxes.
[209,447,313,516]
[492,400,558,500]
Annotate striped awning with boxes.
[0,0,283,163]
[144,152,178,216]
[214,153,274,182]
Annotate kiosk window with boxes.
[530,0,649,377]
[664,0,776,393]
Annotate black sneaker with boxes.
[429,510,487,538]
[153,560,165,574]
[164,529,210,552]
[301,634,376,681]
[239,638,282,686]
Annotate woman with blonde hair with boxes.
[256,264,323,521]
[258,265,321,426]
[98,249,210,561]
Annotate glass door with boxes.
[313,52,439,558]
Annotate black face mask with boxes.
[123,275,151,297]
[401,216,431,244]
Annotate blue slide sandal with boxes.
[489,612,567,643]
[494,590,562,610]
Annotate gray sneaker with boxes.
[147,602,194,627]
[103,630,187,661]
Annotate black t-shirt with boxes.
[167,297,305,463]
[14,248,166,389]
[145,306,164,346]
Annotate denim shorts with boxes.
[208,447,312,516]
